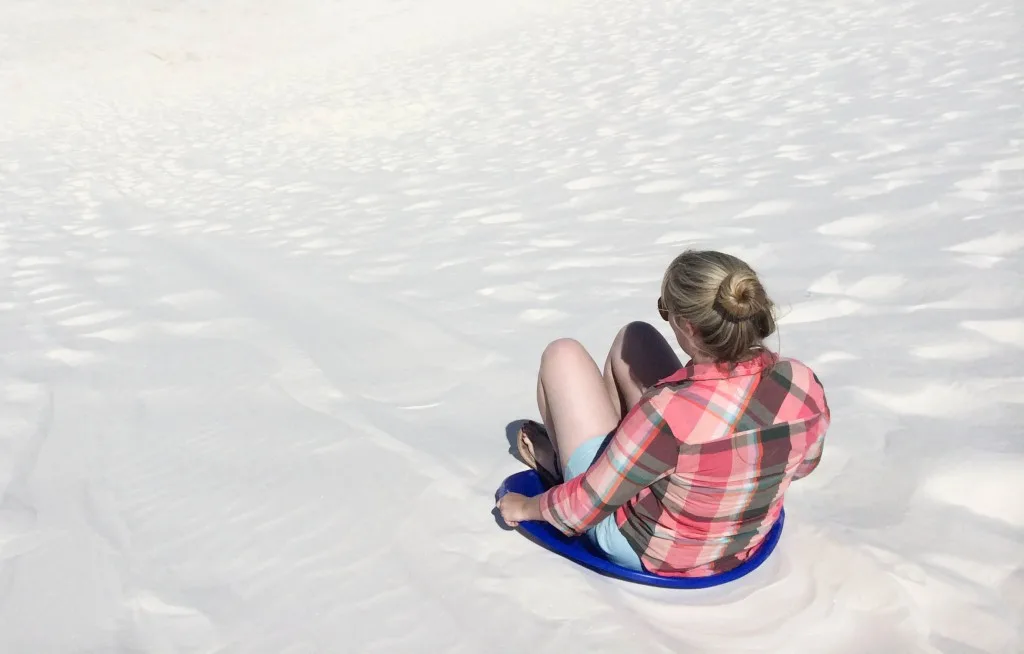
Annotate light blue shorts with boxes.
[563,434,645,571]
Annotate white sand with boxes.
[1,0,1022,651]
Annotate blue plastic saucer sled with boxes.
[496,470,785,588]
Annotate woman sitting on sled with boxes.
[496,249,831,577]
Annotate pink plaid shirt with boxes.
[538,350,830,577]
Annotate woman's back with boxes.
[538,349,830,578]
[619,351,830,576]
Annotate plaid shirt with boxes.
[538,350,830,577]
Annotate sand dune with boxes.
[1,0,1022,652]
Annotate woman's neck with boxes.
[693,347,767,367]
[689,351,716,365]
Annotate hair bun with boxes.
[715,271,763,321]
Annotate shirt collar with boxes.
[657,350,778,385]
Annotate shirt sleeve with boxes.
[794,431,824,479]
[537,391,679,537]
[794,371,831,480]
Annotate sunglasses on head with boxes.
[657,297,669,321]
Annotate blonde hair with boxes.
[661,250,776,363]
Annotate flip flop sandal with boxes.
[516,420,562,488]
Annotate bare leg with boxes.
[536,339,622,473]
[602,321,683,418]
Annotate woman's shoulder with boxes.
[769,354,827,390]
[766,354,830,416]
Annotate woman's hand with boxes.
[496,492,542,528]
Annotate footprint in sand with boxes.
[859,377,1024,419]
[946,231,1024,258]
[16,256,62,267]
[83,256,131,272]
[951,171,999,201]
[635,179,685,194]
[678,189,738,204]
[919,458,1024,528]
[655,231,714,246]
[528,238,578,249]
[478,283,558,303]
[961,319,1024,348]
[83,327,141,342]
[734,201,794,219]
[564,176,619,191]
[816,214,886,238]
[518,308,568,324]
[829,240,875,252]
[911,341,996,362]
[479,212,524,225]
[125,591,219,652]
[576,210,624,223]
[453,205,505,220]
[157,290,224,310]
[94,275,127,286]
[403,200,443,213]
[481,261,519,275]
[348,265,406,282]
[807,351,859,366]
[989,155,1024,173]
[45,348,101,366]
[59,309,128,327]
[808,272,907,300]
[777,298,863,325]
[546,256,635,271]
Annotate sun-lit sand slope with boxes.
[1,0,1022,651]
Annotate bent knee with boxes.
[540,337,588,367]
[615,321,661,344]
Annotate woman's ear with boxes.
[669,315,691,336]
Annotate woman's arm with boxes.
[536,392,678,536]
